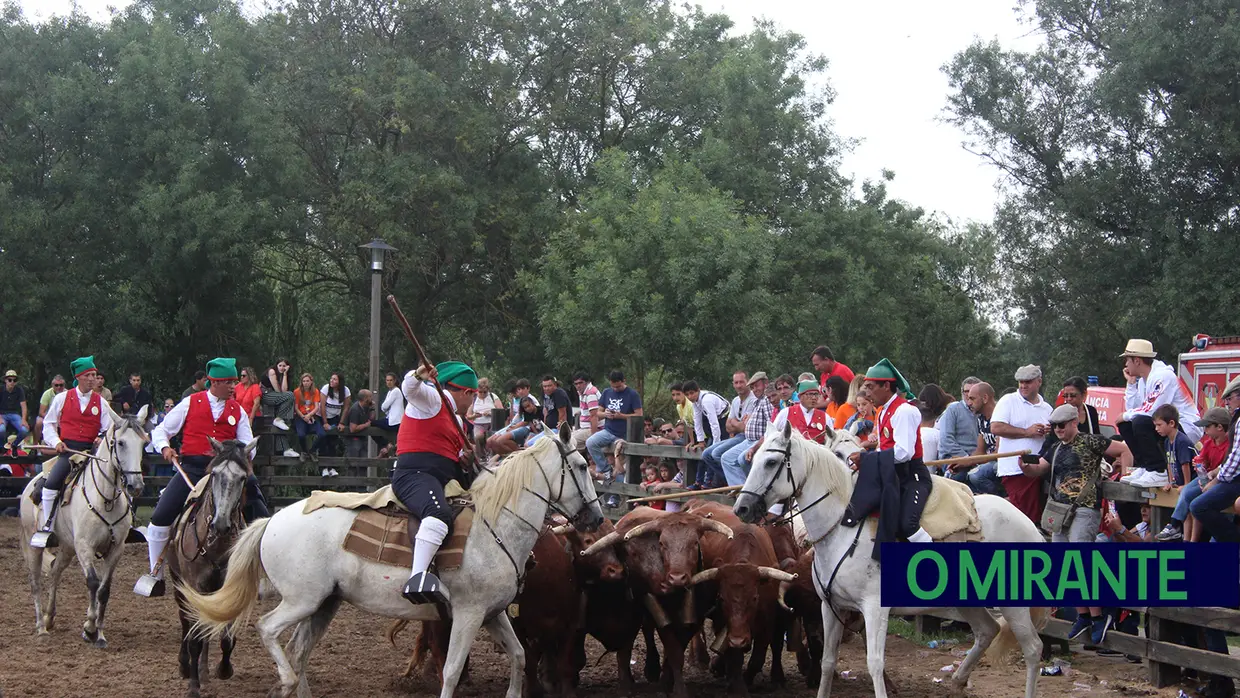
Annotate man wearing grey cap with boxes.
[1020,403,1132,643]
[990,364,1054,522]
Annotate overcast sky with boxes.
[22,0,1043,225]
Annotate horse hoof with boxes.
[94,637,108,649]
[35,628,50,639]
[43,617,55,631]
[218,662,234,680]
[81,629,98,643]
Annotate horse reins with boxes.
[80,421,148,554]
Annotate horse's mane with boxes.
[787,430,855,499]
[207,439,253,476]
[471,436,556,525]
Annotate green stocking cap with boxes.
[70,355,97,388]
[205,358,239,388]
[865,358,915,400]
[436,361,478,391]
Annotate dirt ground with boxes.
[0,518,1193,698]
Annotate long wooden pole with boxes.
[924,450,1030,469]
[384,293,473,448]
[627,484,742,504]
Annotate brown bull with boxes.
[684,501,796,694]
[581,507,733,698]
[511,525,585,698]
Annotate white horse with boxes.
[19,404,149,647]
[733,422,1047,698]
[179,422,604,698]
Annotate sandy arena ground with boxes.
[0,518,1193,698]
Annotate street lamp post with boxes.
[360,239,397,462]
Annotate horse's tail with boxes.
[985,605,1050,665]
[178,517,270,640]
[386,619,410,646]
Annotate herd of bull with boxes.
[395,500,838,698]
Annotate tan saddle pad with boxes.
[920,475,984,542]
[29,455,90,507]
[342,505,473,572]
[302,482,466,514]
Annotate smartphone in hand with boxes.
[1020,454,1041,465]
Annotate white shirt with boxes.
[920,427,941,463]
[692,390,730,442]
[876,395,922,463]
[382,386,405,425]
[43,387,114,447]
[471,392,497,426]
[320,384,352,420]
[1123,360,1203,442]
[401,371,462,425]
[991,391,1053,476]
[731,392,759,421]
[151,391,255,454]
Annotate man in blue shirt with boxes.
[585,370,643,484]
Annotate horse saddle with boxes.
[866,474,984,543]
[313,485,474,573]
[26,456,89,508]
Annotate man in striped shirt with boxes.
[1189,376,1240,542]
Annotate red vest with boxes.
[396,391,466,461]
[59,390,102,443]
[878,396,923,461]
[787,406,830,444]
[182,393,243,457]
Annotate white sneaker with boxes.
[1119,468,1148,483]
[272,418,290,431]
[328,468,339,477]
[321,468,331,477]
[1126,469,1168,488]
[283,448,300,457]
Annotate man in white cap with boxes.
[991,364,1053,523]
[1117,339,1201,488]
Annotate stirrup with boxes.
[29,527,58,549]
[402,571,448,605]
[134,574,165,598]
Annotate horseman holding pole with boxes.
[393,360,479,606]
[134,358,269,597]
[841,358,934,551]
[29,356,112,548]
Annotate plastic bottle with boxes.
[928,639,956,649]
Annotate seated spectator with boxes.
[1157,406,1232,542]
[1152,404,1197,489]
[585,371,643,489]
[487,379,532,451]
[261,359,299,457]
[936,378,981,460]
[293,373,328,467]
[490,394,542,456]
[319,372,351,457]
[823,375,855,430]
[844,389,875,438]
[345,389,377,460]
[774,374,798,410]
[0,370,29,450]
[234,367,262,424]
[669,382,694,435]
[1019,403,1132,645]
[1117,339,1201,488]
[683,379,731,488]
[466,376,502,457]
[36,374,66,443]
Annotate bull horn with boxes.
[690,568,719,585]
[757,566,798,583]
[622,520,662,541]
[777,581,791,612]
[550,523,574,536]
[579,530,622,556]
[699,519,734,539]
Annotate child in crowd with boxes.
[1157,406,1233,541]
[642,464,665,510]
[1152,404,1197,490]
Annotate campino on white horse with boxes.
[179,421,604,698]
[19,404,148,647]
[733,421,1048,698]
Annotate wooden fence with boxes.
[1,413,1234,687]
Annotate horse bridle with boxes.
[81,421,148,554]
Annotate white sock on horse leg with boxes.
[39,488,59,528]
[145,524,172,577]
[907,527,932,543]
[412,517,450,577]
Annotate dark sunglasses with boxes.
[4,378,15,382]
[1052,421,1071,430]
[659,428,674,434]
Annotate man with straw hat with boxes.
[393,360,479,606]
[29,356,114,547]
[134,358,268,597]
[1117,339,1201,489]
[840,359,934,551]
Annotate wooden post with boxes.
[1145,503,1180,687]
[625,416,644,485]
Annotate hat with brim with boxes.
[863,358,915,400]
[1223,376,1240,400]
[1195,406,1232,428]
[1014,364,1042,381]
[1050,404,1078,424]
[1119,339,1158,359]
[70,356,97,388]
[747,371,769,387]
[796,380,821,395]
[204,358,239,388]
[437,361,478,391]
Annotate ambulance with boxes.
[1080,333,1240,432]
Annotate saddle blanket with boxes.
[869,474,984,543]
[27,454,91,506]
[342,506,473,572]
[302,482,466,514]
